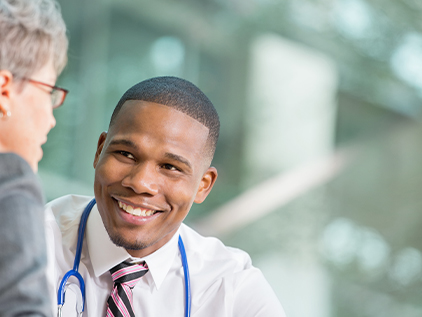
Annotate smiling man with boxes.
[45,77,285,316]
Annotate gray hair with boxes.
[0,0,68,78]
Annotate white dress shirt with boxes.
[45,195,285,316]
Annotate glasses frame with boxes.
[23,77,69,109]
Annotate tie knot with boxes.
[109,261,148,288]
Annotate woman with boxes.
[0,0,68,315]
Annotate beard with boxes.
[105,226,151,251]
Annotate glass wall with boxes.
[40,0,422,315]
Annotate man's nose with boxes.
[121,162,159,195]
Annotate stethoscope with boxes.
[57,198,191,317]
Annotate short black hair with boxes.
[109,76,220,160]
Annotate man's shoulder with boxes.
[46,194,92,218]
[180,224,253,272]
[46,194,93,209]
[180,224,286,316]
[45,194,93,238]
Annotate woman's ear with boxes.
[194,167,218,204]
[0,70,13,116]
[93,132,108,168]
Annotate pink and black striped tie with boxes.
[106,261,148,317]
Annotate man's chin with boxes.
[107,229,149,251]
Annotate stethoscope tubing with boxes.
[57,198,95,315]
[57,198,191,317]
[178,235,191,317]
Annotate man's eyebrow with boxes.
[165,153,192,169]
[108,139,138,149]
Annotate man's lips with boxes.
[113,197,166,217]
[118,200,156,217]
[113,198,165,226]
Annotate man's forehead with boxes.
[109,100,209,145]
[116,100,209,132]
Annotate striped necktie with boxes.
[106,261,149,317]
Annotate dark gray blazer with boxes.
[0,153,51,316]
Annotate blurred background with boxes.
[40,0,422,316]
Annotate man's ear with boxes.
[194,167,218,203]
[0,70,13,115]
[93,132,107,168]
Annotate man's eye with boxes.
[162,164,178,171]
[118,151,135,159]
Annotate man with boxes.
[45,76,285,316]
[0,0,68,315]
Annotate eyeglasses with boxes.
[24,78,69,109]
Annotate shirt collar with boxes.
[86,204,180,290]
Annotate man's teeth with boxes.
[118,201,155,216]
